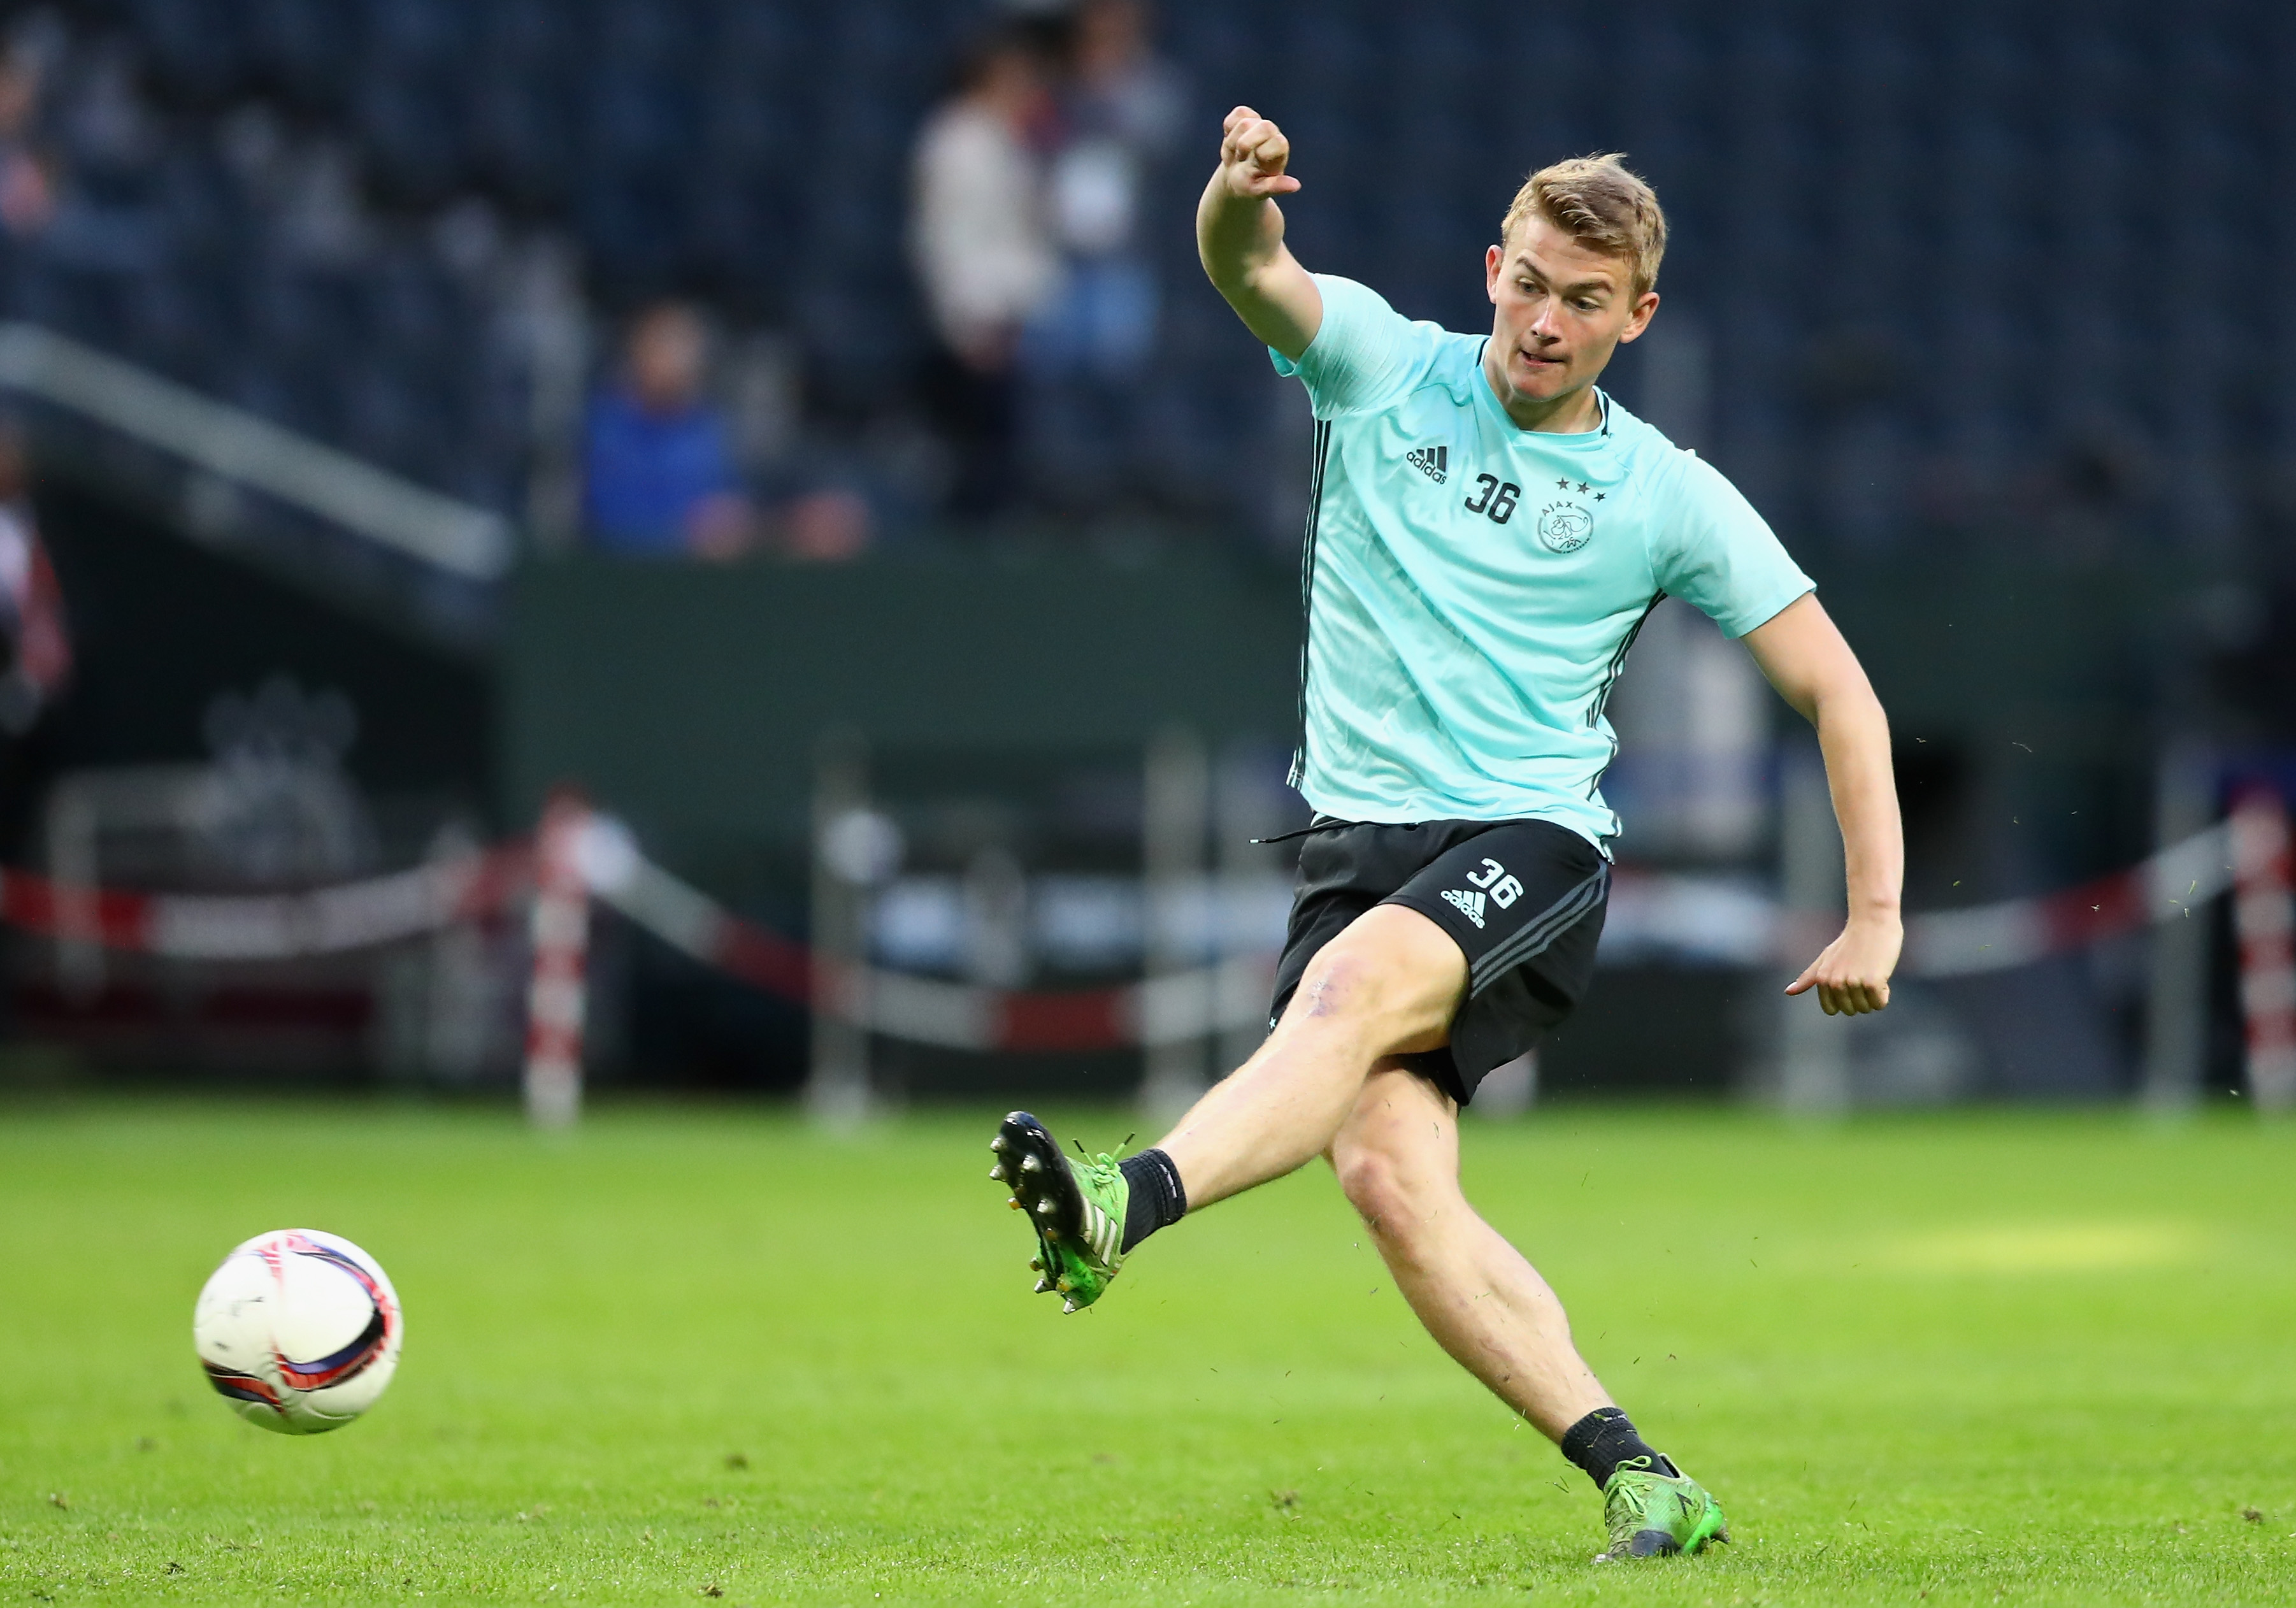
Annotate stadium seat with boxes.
[0,0,2278,553]
[126,0,254,109]
[352,71,469,206]
[245,0,359,110]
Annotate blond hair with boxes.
[1500,154,1667,298]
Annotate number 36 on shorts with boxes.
[1466,857,1524,908]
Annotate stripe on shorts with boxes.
[1467,863,1609,996]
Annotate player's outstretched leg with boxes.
[987,905,1459,1312]
[1156,905,1468,1207]
[1327,1065,1727,1561]
[988,1112,1135,1312]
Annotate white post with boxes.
[1141,724,1210,1123]
[961,845,1029,989]
[1775,742,1850,1114]
[2230,786,2296,1114]
[807,732,872,1126]
[2142,742,2216,1113]
[44,783,104,1003]
[522,793,591,1128]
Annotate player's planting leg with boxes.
[1326,1064,1606,1435]
[1591,1453,1728,1562]
[1326,1067,1727,1561]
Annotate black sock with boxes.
[1117,1148,1187,1252]
[1559,1407,1677,1490]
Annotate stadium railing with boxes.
[0,322,515,656]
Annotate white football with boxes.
[192,1229,403,1435]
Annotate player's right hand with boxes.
[1217,106,1301,199]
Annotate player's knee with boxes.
[1331,1131,1438,1241]
[1330,1138,1400,1229]
[1295,928,1454,1044]
[1293,944,1389,1023]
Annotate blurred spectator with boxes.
[1037,0,1179,375]
[1022,0,1183,508]
[0,425,70,734]
[910,28,1061,519]
[0,36,54,238]
[582,301,756,559]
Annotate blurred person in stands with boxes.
[0,36,55,238]
[0,420,71,883]
[911,26,1061,519]
[0,424,68,733]
[1024,0,1182,506]
[583,301,756,560]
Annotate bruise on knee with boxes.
[1293,951,1455,1063]
[1298,948,1384,1021]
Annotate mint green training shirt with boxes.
[1272,274,1814,851]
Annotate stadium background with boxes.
[4,5,2296,1605]
[0,0,2288,1113]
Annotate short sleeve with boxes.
[1269,275,1428,419]
[1651,451,1814,638]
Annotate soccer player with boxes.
[988,108,1903,1563]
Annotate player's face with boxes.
[1482,218,1658,406]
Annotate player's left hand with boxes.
[1785,913,1900,1015]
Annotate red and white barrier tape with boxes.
[578,812,2241,1049]
[0,843,527,959]
[2230,789,2295,1111]
[0,801,2262,1057]
[571,815,1273,1052]
[1900,819,2236,978]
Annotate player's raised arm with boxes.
[1196,106,1323,360]
[1740,593,1904,1016]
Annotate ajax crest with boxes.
[1537,501,1594,553]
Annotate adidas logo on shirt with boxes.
[1440,887,1487,928]
[1405,445,1448,484]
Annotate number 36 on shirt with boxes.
[1464,474,1520,524]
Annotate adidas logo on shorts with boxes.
[1440,887,1487,928]
[1405,445,1448,484]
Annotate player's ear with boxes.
[1616,290,1660,344]
[1484,243,1503,303]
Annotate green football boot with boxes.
[1593,1457,1729,1561]
[988,1111,1130,1312]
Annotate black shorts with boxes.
[1269,817,1609,1107]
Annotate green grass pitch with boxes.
[3,1100,2294,1605]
